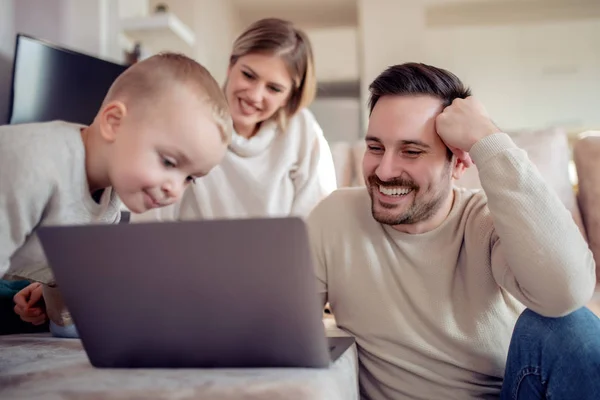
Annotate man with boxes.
[308,63,600,399]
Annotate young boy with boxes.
[2,52,232,337]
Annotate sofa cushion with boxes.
[352,141,366,186]
[456,127,585,237]
[330,142,355,188]
[573,132,600,281]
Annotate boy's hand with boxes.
[13,282,47,325]
[436,96,501,153]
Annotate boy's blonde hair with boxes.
[229,18,316,131]
[104,53,232,143]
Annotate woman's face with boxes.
[225,53,294,135]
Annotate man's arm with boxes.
[437,98,596,317]
[474,133,595,316]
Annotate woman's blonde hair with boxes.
[229,18,316,131]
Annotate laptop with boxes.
[37,217,354,369]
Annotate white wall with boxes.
[1,0,68,125]
[424,20,600,131]
[149,0,240,85]
[9,0,108,58]
[61,0,105,56]
[235,0,357,30]
[306,26,359,82]
[1,0,76,124]
[0,0,121,123]
[0,0,15,56]
[305,27,361,142]
[119,0,148,18]
[192,0,240,85]
[358,0,600,133]
[14,0,64,45]
[358,0,424,130]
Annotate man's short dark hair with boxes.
[368,62,471,115]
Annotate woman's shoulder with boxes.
[285,108,323,139]
[292,107,318,123]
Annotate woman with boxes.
[134,17,337,222]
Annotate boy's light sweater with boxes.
[132,109,337,223]
[307,133,596,399]
[0,121,121,284]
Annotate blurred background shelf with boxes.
[120,12,195,54]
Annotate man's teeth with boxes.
[379,186,412,196]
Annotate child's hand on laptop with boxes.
[13,282,48,325]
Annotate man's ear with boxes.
[98,101,127,143]
[451,155,468,180]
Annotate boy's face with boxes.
[101,85,227,213]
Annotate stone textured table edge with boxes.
[0,329,358,400]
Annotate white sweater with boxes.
[0,121,121,284]
[307,133,596,400]
[132,108,337,222]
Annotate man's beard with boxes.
[367,166,452,226]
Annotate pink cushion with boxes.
[352,141,366,186]
[330,142,354,187]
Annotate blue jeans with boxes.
[501,307,600,399]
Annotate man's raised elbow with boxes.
[539,280,595,318]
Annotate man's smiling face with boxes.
[363,95,455,230]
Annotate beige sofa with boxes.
[330,129,600,282]
[574,132,600,282]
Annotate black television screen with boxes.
[7,34,128,125]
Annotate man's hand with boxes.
[13,282,47,326]
[436,97,501,154]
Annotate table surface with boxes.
[0,330,358,400]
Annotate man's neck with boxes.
[391,189,456,235]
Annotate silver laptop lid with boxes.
[38,217,330,368]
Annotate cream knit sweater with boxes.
[307,133,596,399]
